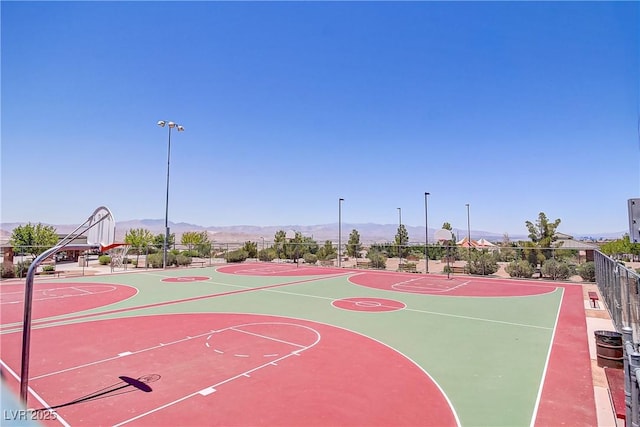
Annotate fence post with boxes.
[624,327,635,422]
[631,350,640,427]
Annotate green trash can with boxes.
[595,330,623,369]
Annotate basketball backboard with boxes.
[434,229,454,242]
[86,206,116,248]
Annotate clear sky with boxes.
[1,1,638,236]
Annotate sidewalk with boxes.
[583,282,622,427]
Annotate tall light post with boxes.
[158,120,184,269]
[338,198,344,267]
[466,203,471,260]
[424,192,430,273]
[397,207,402,265]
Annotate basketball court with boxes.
[1,262,595,426]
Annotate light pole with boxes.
[158,120,184,269]
[397,207,402,265]
[338,198,344,267]
[466,203,471,260]
[424,192,430,273]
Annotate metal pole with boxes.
[397,207,402,266]
[466,203,471,260]
[424,192,429,273]
[339,198,344,267]
[164,125,172,270]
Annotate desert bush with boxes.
[577,262,596,282]
[227,249,249,263]
[42,265,55,272]
[146,252,177,268]
[467,250,499,275]
[367,250,387,269]
[182,250,199,257]
[303,253,318,265]
[1,262,15,278]
[15,261,30,277]
[541,259,572,280]
[505,260,534,278]
[258,248,276,262]
[98,255,111,265]
[176,254,192,266]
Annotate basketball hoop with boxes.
[434,229,455,280]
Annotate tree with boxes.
[394,224,409,258]
[346,229,361,258]
[124,228,154,265]
[153,232,175,250]
[526,212,561,247]
[273,230,286,259]
[181,231,210,256]
[10,223,59,257]
[242,241,258,258]
[525,212,562,263]
[317,240,336,260]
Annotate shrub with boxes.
[541,259,571,280]
[303,253,318,265]
[176,254,192,266]
[15,261,30,278]
[1,262,15,278]
[367,250,387,269]
[146,252,177,268]
[98,255,111,265]
[227,249,248,263]
[505,260,534,278]
[42,265,55,272]
[258,248,276,262]
[577,262,596,282]
[146,253,163,268]
[182,250,199,257]
[467,250,499,275]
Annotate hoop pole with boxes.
[19,208,112,403]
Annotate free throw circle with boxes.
[332,297,406,312]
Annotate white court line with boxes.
[529,287,564,427]
[0,285,117,305]
[261,288,553,330]
[229,326,307,348]
[29,330,215,381]
[0,358,71,427]
[392,279,471,293]
[112,324,321,426]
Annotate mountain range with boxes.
[0,219,626,244]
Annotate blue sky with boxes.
[1,1,638,237]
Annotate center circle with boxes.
[332,297,406,312]
[162,276,210,282]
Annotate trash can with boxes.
[595,330,623,369]
[78,256,85,267]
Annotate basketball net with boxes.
[108,244,131,271]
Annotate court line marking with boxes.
[230,326,307,349]
[0,285,118,305]
[111,323,321,427]
[29,330,215,381]
[1,274,350,334]
[529,287,564,427]
[0,358,71,427]
[262,288,554,330]
[30,322,315,381]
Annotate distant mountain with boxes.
[0,219,626,244]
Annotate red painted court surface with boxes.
[332,297,406,312]
[0,282,136,325]
[218,264,346,276]
[161,276,210,282]
[1,313,457,426]
[349,271,557,297]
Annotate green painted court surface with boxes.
[2,265,566,426]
